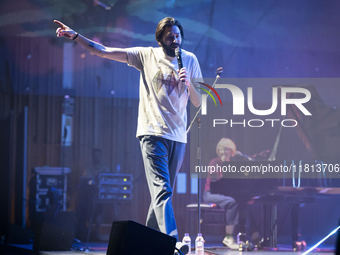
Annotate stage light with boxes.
[301,225,340,255]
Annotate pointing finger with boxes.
[53,20,63,26]
[54,20,67,29]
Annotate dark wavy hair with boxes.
[155,17,185,43]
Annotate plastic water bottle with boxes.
[237,232,246,244]
[116,164,121,173]
[195,233,204,255]
[237,232,242,244]
[182,233,191,254]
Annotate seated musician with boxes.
[76,148,111,240]
[204,138,263,249]
[83,148,111,180]
[203,138,239,249]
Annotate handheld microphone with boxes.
[175,48,183,70]
[175,47,186,87]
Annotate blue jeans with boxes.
[203,191,239,225]
[140,135,186,241]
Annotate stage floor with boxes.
[35,243,334,255]
[8,241,335,255]
[38,250,334,255]
[38,252,332,255]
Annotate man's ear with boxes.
[157,41,162,47]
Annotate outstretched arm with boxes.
[54,20,127,63]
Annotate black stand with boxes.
[196,116,202,234]
[187,67,223,235]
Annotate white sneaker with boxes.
[222,236,239,250]
[175,242,189,254]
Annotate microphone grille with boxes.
[216,67,223,75]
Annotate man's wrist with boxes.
[72,33,79,40]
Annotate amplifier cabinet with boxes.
[34,167,71,211]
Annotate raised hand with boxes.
[178,67,190,88]
[54,20,77,40]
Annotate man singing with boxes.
[55,17,202,253]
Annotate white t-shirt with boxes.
[126,47,202,143]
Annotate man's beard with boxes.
[160,41,180,57]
